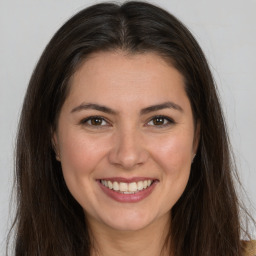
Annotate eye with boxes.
[147,116,174,127]
[81,116,109,127]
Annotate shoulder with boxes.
[242,240,256,256]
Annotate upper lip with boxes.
[97,177,158,183]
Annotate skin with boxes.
[53,51,200,256]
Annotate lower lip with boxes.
[98,181,157,203]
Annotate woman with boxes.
[10,1,255,255]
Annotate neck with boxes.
[88,214,171,256]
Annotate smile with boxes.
[100,179,153,194]
[98,178,158,203]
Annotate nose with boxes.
[108,127,149,170]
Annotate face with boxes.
[53,51,199,232]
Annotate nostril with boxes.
[108,147,149,170]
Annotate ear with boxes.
[193,119,201,154]
[51,132,61,161]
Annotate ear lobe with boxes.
[51,133,61,161]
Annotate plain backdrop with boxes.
[0,0,255,254]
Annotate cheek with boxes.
[150,131,194,174]
[151,134,193,210]
[58,130,108,183]
[57,131,110,210]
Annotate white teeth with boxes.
[119,182,128,192]
[101,179,153,193]
[128,182,137,192]
[107,180,113,189]
[113,181,119,191]
[137,181,144,191]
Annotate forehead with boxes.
[64,51,189,112]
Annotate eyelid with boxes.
[79,115,175,128]
[80,116,111,127]
[146,115,175,127]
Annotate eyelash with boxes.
[80,116,110,128]
[146,115,175,127]
[80,115,175,128]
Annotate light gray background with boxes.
[1,0,255,253]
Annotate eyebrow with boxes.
[71,103,117,115]
[140,101,183,115]
[71,101,183,115]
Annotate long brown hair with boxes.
[9,1,254,255]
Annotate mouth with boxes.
[97,178,158,203]
[99,179,154,194]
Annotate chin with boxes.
[105,218,152,232]
[91,209,156,232]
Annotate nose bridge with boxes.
[108,124,148,169]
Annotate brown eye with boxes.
[81,116,108,127]
[90,117,103,126]
[147,116,174,127]
[153,117,165,125]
